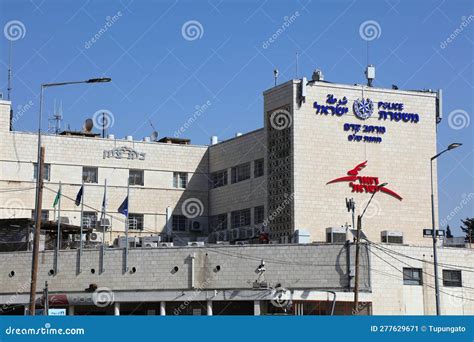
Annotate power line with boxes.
[369,247,474,303]
[365,238,474,273]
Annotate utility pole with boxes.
[29,146,45,315]
[353,214,362,314]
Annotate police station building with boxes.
[0,71,472,316]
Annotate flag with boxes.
[75,185,83,206]
[118,196,128,216]
[53,188,61,207]
[100,188,107,220]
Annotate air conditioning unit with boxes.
[239,228,249,240]
[190,218,208,232]
[188,241,205,247]
[381,231,403,244]
[293,229,311,244]
[74,234,86,242]
[159,242,174,247]
[216,231,228,241]
[98,218,111,229]
[116,236,139,248]
[326,227,347,243]
[250,227,261,239]
[230,229,240,241]
[140,236,161,248]
[90,232,103,243]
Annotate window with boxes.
[231,208,251,228]
[129,169,144,186]
[172,215,187,231]
[403,268,423,285]
[254,159,264,178]
[173,172,188,189]
[211,170,228,188]
[254,206,264,224]
[443,270,462,287]
[128,213,144,231]
[82,211,97,228]
[83,167,98,183]
[31,210,49,222]
[33,163,51,181]
[231,163,251,184]
[211,214,228,231]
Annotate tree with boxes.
[460,218,474,243]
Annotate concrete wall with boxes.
[0,243,365,295]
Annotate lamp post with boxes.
[353,182,387,314]
[28,77,111,315]
[430,142,462,316]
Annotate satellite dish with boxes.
[83,118,94,132]
[151,131,158,141]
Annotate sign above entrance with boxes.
[103,146,146,160]
[327,161,402,201]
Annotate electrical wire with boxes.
[365,238,474,273]
[369,247,474,303]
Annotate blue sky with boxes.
[1,0,473,235]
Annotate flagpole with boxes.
[125,180,130,272]
[101,179,107,273]
[54,181,62,275]
[78,180,84,273]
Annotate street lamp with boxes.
[430,142,462,316]
[29,77,111,315]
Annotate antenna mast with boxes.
[7,40,12,101]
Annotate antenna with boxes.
[7,40,12,101]
[48,99,63,134]
[149,119,158,141]
[7,40,13,131]
[295,52,298,79]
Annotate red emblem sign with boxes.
[327,161,402,201]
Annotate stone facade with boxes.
[0,243,471,315]
[263,80,439,246]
